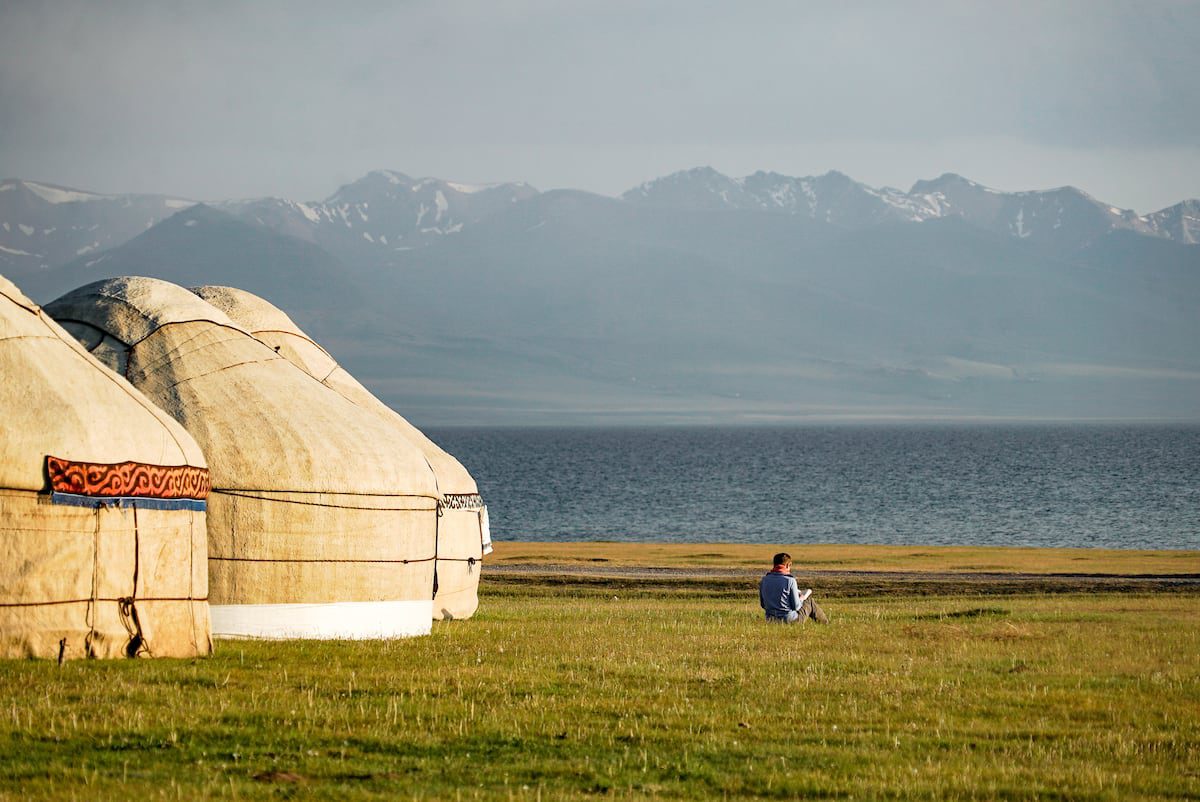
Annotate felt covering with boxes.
[191,284,487,621]
[46,277,443,638]
[0,274,210,659]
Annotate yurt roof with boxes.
[191,284,478,496]
[191,284,339,381]
[190,284,314,344]
[42,275,247,347]
[0,273,206,494]
[45,276,440,498]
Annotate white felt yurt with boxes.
[191,285,491,620]
[0,274,211,660]
[46,277,443,639]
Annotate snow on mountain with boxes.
[20,181,105,205]
[617,166,932,224]
[220,170,539,268]
[622,167,942,224]
[0,170,539,281]
[622,166,757,210]
[0,178,194,275]
[10,170,1196,422]
[624,168,1197,249]
[6,168,1195,292]
[904,173,1160,249]
[1143,199,1200,244]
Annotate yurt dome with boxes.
[46,276,442,639]
[191,284,491,621]
[0,274,211,660]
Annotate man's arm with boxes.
[787,577,802,611]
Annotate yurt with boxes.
[0,274,211,660]
[45,277,442,639]
[191,285,491,621]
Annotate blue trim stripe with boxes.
[50,492,206,512]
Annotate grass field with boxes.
[1,544,1198,800]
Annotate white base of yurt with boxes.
[210,600,433,640]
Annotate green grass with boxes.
[2,586,1198,800]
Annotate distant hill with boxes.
[350,190,1200,422]
[624,167,1199,251]
[218,170,539,272]
[7,168,1199,423]
[0,178,193,279]
[8,168,1197,285]
[46,204,359,314]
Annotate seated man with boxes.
[759,552,829,624]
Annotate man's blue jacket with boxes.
[759,571,802,620]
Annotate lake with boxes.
[427,424,1200,550]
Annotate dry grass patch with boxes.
[491,541,1200,575]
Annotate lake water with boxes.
[427,424,1200,550]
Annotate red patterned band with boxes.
[46,456,210,500]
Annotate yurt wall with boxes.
[46,277,443,639]
[0,274,210,660]
[192,285,489,621]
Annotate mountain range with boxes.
[0,178,193,275]
[2,168,1197,424]
[625,168,1199,250]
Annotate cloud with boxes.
[1033,363,1200,381]
[1,1,1197,203]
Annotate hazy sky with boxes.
[2,1,1198,212]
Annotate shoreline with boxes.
[484,541,1200,596]
[487,540,1199,573]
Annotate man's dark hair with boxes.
[773,552,792,566]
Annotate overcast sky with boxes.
[2,0,1198,212]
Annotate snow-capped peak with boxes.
[20,180,107,205]
[373,169,416,186]
[620,167,1200,247]
[445,180,501,195]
